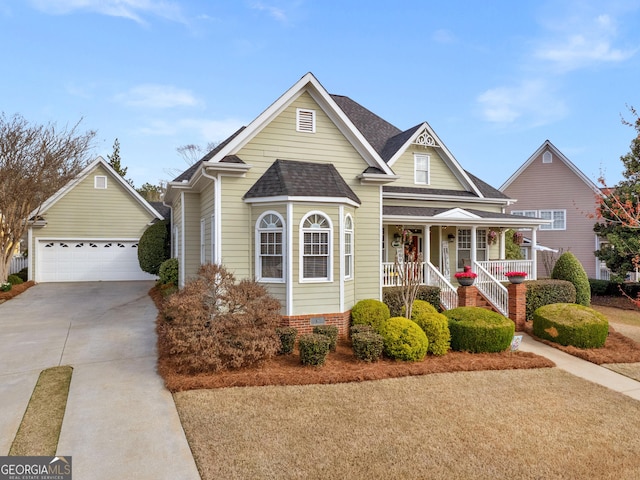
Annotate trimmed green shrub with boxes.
[403,299,439,317]
[7,274,23,285]
[443,307,515,353]
[299,333,331,366]
[275,327,297,355]
[313,325,339,351]
[589,279,609,297]
[383,286,441,316]
[15,267,28,282]
[526,279,576,320]
[158,258,179,286]
[533,303,609,348]
[138,219,171,275]
[352,331,384,362]
[0,282,11,292]
[351,299,390,331]
[552,252,591,306]
[411,311,451,356]
[350,324,374,337]
[378,317,428,361]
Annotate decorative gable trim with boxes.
[386,123,483,197]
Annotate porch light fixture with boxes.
[448,234,455,242]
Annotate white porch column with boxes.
[531,227,538,279]
[424,225,430,283]
[470,226,477,267]
[499,229,506,259]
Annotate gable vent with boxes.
[296,108,316,133]
[542,151,552,163]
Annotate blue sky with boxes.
[2,0,639,190]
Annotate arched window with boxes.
[344,215,354,280]
[301,212,332,281]
[256,212,284,281]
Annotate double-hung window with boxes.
[344,215,354,280]
[257,212,284,281]
[301,212,332,281]
[414,154,430,185]
[539,210,566,230]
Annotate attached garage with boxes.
[37,240,156,282]
[28,157,165,283]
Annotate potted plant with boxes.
[455,265,477,286]
[505,271,528,284]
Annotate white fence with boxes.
[9,256,28,274]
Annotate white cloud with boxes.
[477,80,568,126]
[138,117,245,142]
[534,12,636,72]
[249,1,298,24]
[432,29,456,44]
[115,84,199,108]
[28,0,185,25]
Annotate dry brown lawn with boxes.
[175,368,640,480]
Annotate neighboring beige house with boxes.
[500,140,604,279]
[164,73,546,332]
[27,156,164,282]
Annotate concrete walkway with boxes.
[0,282,200,480]
[519,332,640,401]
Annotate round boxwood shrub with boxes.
[158,258,179,286]
[351,299,390,331]
[443,307,515,353]
[138,219,171,275]
[411,311,451,356]
[402,299,438,317]
[7,274,23,285]
[275,327,297,355]
[552,252,591,306]
[299,333,331,366]
[532,303,608,348]
[378,317,428,361]
[351,331,384,362]
[350,324,374,337]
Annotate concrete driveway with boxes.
[0,282,200,479]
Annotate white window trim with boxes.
[94,175,107,189]
[299,210,333,283]
[414,153,430,185]
[511,210,538,218]
[344,214,354,281]
[542,151,553,163]
[256,211,285,283]
[296,108,316,133]
[539,209,566,230]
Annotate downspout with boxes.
[201,170,221,264]
[287,202,293,316]
[180,191,186,287]
[28,226,33,282]
[531,227,538,280]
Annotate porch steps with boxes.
[475,291,500,313]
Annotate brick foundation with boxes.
[507,283,527,331]
[457,285,478,307]
[281,311,351,336]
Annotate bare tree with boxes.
[165,142,218,179]
[0,114,95,282]
[393,228,423,319]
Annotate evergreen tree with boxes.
[107,138,134,187]
[594,107,640,281]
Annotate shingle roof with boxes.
[380,124,422,162]
[244,159,361,204]
[383,205,520,220]
[330,94,401,157]
[464,171,510,199]
[149,201,171,219]
[172,126,246,182]
[383,185,478,198]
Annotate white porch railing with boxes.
[425,261,458,310]
[476,260,534,282]
[9,256,28,274]
[382,261,458,311]
[474,261,509,317]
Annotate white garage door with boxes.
[38,240,157,282]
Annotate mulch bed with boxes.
[524,322,640,365]
[150,287,554,392]
[592,295,640,311]
[0,281,35,303]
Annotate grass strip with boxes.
[9,366,73,456]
